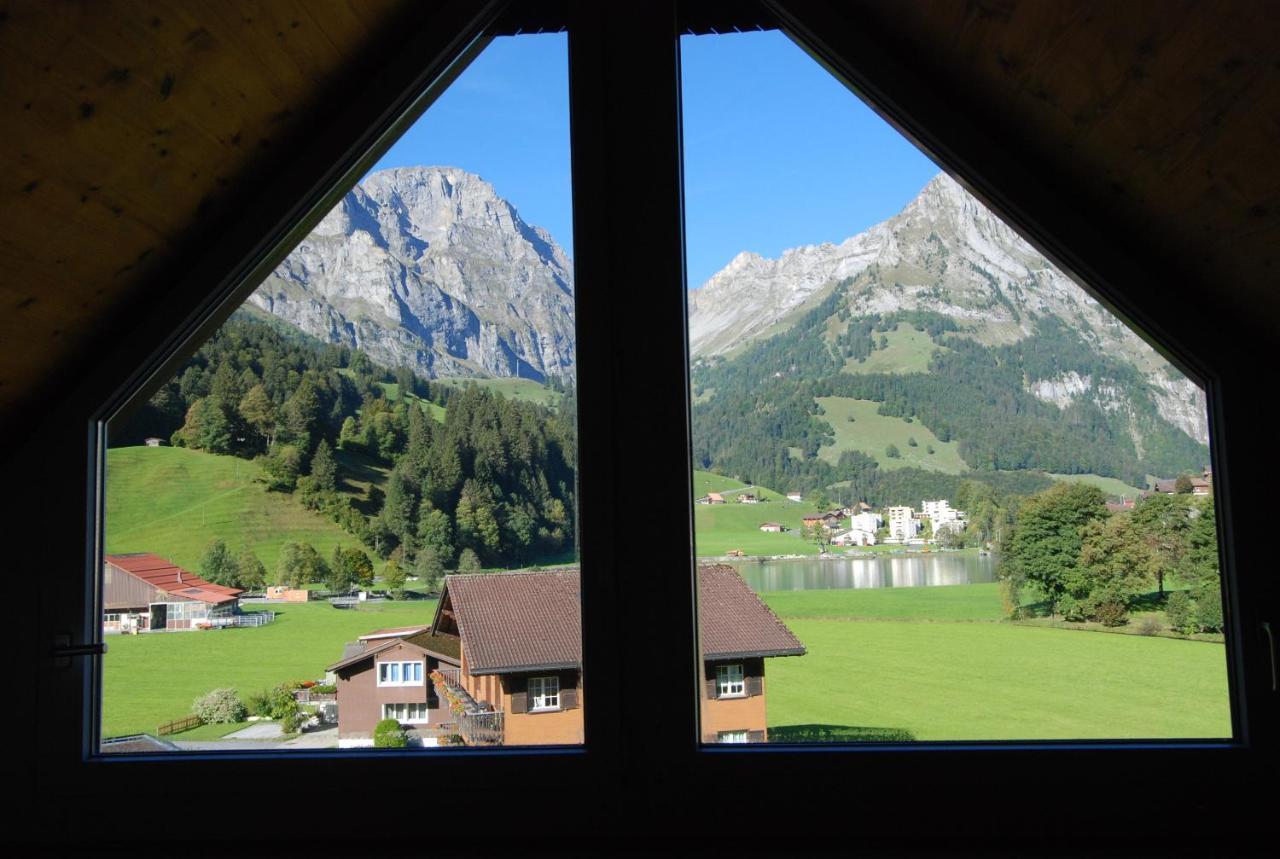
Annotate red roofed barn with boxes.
[103,553,242,632]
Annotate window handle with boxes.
[51,633,107,668]
[1263,622,1278,694]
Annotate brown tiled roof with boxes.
[327,628,463,674]
[698,564,806,660]
[105,553,241,605]
[439,571,582,675]
[431,565,804,675]
[358,625,430,641]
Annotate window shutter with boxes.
[508,676,527,714]
[748,730,765,743]
[745,675,763,697]
[561,687,578,710]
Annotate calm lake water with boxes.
[730,553,997,592]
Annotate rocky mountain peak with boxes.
[250,166,575,382]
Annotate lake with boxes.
[730,552,997,592]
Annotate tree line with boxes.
[113,310,577,574]
[999,483,1221,632]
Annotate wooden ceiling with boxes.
[1,0,1278,427]
[0,0,426,420]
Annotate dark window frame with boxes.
[30,0,1274,845]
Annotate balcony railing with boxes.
[459,710,504,746]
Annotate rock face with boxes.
[688,173,1209,445]
[250,166,575,382]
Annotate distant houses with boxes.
[786,491,802,503]
[143,437,165,447]
[886,506,919,542]
[758,522,784,533]
[697,492,726,505]
[1152,468,1213,496]
[739,493,759,504]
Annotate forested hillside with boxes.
[112,310,576,572]
[691,278,1209,506]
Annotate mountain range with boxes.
[250,166,575,383]
[688,173,1207,447]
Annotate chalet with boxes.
[326,627,463,748]
[1105,497,1137,513]
[820,511,845,529]
[143,437,164,447]
[758,522,783,533]
[786,491,802,503]
[800,515,824,531]
[739,493,759,504]
[103,553,242,632]
[697,492,726,505]
[328,566,803,747]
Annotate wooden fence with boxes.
[157,715,202,736]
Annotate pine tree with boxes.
[310,438,337,492]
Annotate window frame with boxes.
[378,662,425,688]
[716,664,745,699]
[528,676,561,712]
[26,0,1274,845]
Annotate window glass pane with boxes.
[99,34,584,752]
[682,31,1231,744]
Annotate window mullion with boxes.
[568,1,698,782]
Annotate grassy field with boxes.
[815,397,966,473]
[1048,472,1144,499]
[436,377,562,407]
[841,324,942,375]
[377,381,446,422]
[106,446,367,575]
[102,600,437,737]
[692,472,824,556]
[760,584,1232,741]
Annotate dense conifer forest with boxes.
[112,310,577,572]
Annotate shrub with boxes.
[280,708,306,735]
[192,688,246,724]
[374,718,408,748]
[1088,598,1129,627]
[244,689,273,717]
[266,684,300,720]
[1195,587,1224,632]
[1137,617,1163,636]
[311,683,336,695]
[1165,591,1195,633]
[1057,594,1086,622]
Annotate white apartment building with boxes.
[922,499,967,535]
[850,511,882,534]
[887,506,919,542]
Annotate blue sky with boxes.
[370,30,941,290]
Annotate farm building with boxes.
[786,491,802,502]
[696,492,726,505]
[103,553,241,632]
[758,522,783,533]
[831,529,875,547]
[739,493,758,504]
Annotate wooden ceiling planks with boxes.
[0,0,416,416]
[846,0,1280,322]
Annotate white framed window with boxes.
[718,731,749,744]
[382,702,429,724]
[377,660,424,687]
[716,664,745,698]
[528,675,560,711]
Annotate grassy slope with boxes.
[102,600,437,737]
[377,381,446,422]
[693,472,824,557]
[1048,472,1144,499]
[436,377,562,407]
[760,585,1231,740]
[106,447,365,575]
[841,323,941,375]
[815,396,966,473]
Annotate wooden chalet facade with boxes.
[103,553,241,632]
[328,565,804,747]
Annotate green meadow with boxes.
[760,584,1232,741]
[840,323,942,375]
[1048,472,1144,499]
[376,381,447,422]
[106,446,369,575]
[102,600,438,737]
[815,396,965,473]
[692,471,823,556]
[436,376,562,407]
